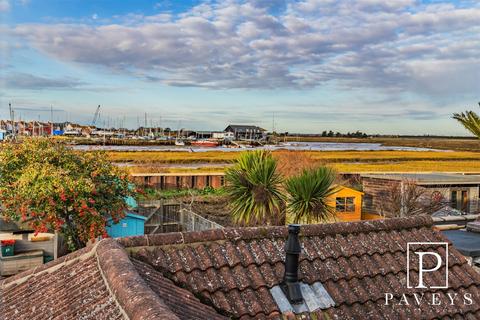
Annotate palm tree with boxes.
[453,102,480,138]
[285,167,338,224]
[225,150,285,225]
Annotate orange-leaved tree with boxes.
[0,138,134,250]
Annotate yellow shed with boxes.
[328,185,364,222]
[286,185,364,224]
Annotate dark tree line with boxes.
[321,130,368,138]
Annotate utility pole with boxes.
[50,105,53,136]
[272,112,275,134]
[9,102,15,140]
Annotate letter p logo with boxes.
[407,242,448,289]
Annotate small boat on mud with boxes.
[175,139,185,146]
[190,140,219,147]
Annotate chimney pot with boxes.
[283,224,303,304]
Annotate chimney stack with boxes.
[283,224,303,304]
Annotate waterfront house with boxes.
[224,124,266,140]
[2,216,480,319]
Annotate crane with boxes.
[92,105,101,126]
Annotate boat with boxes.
[175,139,185,146]
[190,140,219,147]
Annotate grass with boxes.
[108,147,480,175]
[331,160,480,173]
[137,186,226,200]
[128,160,480,174]
[285,136,480,152]
[109,150,480,164]
[127,166,227,174]
[108,151,236,163]
[121,150,480,174]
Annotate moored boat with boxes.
[190,140,219,147]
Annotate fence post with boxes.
[179,209,184,231]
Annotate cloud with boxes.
[4,72,86,90]
[9,0,480,95]
[0,0,10,12]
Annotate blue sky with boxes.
[0,0,479,134]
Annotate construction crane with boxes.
[92,105,101,126]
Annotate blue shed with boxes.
[106,212,147,238]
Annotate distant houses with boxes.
[224,124,266,140]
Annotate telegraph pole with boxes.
[50,105,53,136]
[9,102,15,140]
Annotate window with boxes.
[451,191,457,207]
[451,189,470,213]
[336,197,356,213]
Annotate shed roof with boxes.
[333,185,364,195]
[0,217,20,232]
[107,212,148,222]
[2,217,480,319]
[361,173,480,185]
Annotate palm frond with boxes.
[285,167,337,224]
[225,150,285,226]
[452,102,480,138]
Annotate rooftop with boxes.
[361,173,480,185]
[2,216,480,319]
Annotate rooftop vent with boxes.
[282,224,303,304]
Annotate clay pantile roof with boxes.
[2,216,480,319]
[0,239,223,320]
[119,216,480,320]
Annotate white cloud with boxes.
[8,0,480,96]
[0,0,10,12]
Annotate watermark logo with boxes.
[407,242,448,289]
[384,242,473,307]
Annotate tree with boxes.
[453,102,480,138]
[225,150,285,226]
[376,180,445,218]
[285,167,337,224]
[0,138,134,250]
[274,151,318,177]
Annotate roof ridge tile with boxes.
[118,216,434,249]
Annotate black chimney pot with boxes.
[282,224,303,304]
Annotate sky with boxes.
[0,0,479,134]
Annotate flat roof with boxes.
[131,172,225,177]
[361,173,480,185]
[443,230,480,257]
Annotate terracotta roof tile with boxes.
[124,216,480,319]
[131,259,225,320]
[3,216,480,319]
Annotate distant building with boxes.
[224,124,266,140]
